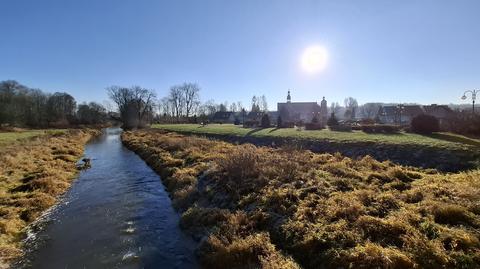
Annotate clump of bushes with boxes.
[122,130,480,269]
[327,112,339,126]
[362,124,401,134]
[261,114,270,128]
[411,114,440,134]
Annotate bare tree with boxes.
[361,103,381,119]
[181,82,200,117]
[251,96,260,112]
[236,101,244,112]
[260,95,268,112]
[230,102,238,112]
[168,85,184,120]
[344,97,358,119]
[107,85,156,129]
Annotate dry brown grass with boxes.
[0,129,99,267]
[122,129,480,269]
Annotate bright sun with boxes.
[301,46,328,73]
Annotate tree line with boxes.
[0,80,108,128]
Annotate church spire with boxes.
[287,90,291,103]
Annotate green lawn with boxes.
[0,129,65,147]
[152,124,479,151]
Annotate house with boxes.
[377,105,424,124]
[211,111,235,123]
[423,104,453,124]
[277,90,328,124]
[377,104,453,125]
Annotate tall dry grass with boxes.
[0,129,98,267]
[122,129,480,269]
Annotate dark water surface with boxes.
[19,128,197,269]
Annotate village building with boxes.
[277,90,328,125]
[377,104,453,125]
[211,111,235,123]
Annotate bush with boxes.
[443,112,480,136]
[411,114,440,134]
[305,123,324,130]
[261,114,270,128]
[277,116,282,127]
[329,125,352,132]
[244,120,259,128]
[327,113,339,126]
[362,124,401,134]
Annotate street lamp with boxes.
[462,89,479,114]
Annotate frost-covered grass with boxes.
[152,124,479,151]
[123,129,480,269]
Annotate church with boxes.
[277,90,328,125]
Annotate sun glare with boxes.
[301,45,328,73]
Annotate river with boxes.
[18,128,198,268]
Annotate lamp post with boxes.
[395,104,405,125]
[462,90,478,114]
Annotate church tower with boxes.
[320,96,328,123]
[287,90,291,103]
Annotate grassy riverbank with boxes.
[0,129,99,266]
[122,129,480,269]
[152,124,479,150]
[152,124,480,172]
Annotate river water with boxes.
[18,128,198,269]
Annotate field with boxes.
[122,129,480,269]
[152,124,480,171]
[152,124,479,151]
[0,130,66,147]
[0,129,98,266]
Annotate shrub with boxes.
[327,113,339,126]
[305,123,324,130]
[261,114,270,128]
[362,124,401,134]
[411,114,440,134]
[277,116,283,127]
[243,120,259,128]
[329,125,352,132]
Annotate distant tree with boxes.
[77,102,107,124]
[261,113,270,128]
[330,102,341,115]
[344,97,358,119]
[181,82,200,118]
[218,103,227,112]
[202,99,218,116]
[251,96,260,112]
[260,95,268,112]
[230,102,238,112]
[327,112,339,126]
[236,101,244,112]
[361,103,381,119]
[46,92,77,125]
[168,85,184,119]
[277,115,283,127]
[107,86,156,129]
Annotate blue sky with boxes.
[1,0,479,109]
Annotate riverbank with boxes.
[122,129,480,269]
[153,124,480,172]
[0,129,100,267]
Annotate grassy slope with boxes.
[152,124,478,151]
[122,130,480,269]
[0,129,98,266]
[0,130,66,147]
